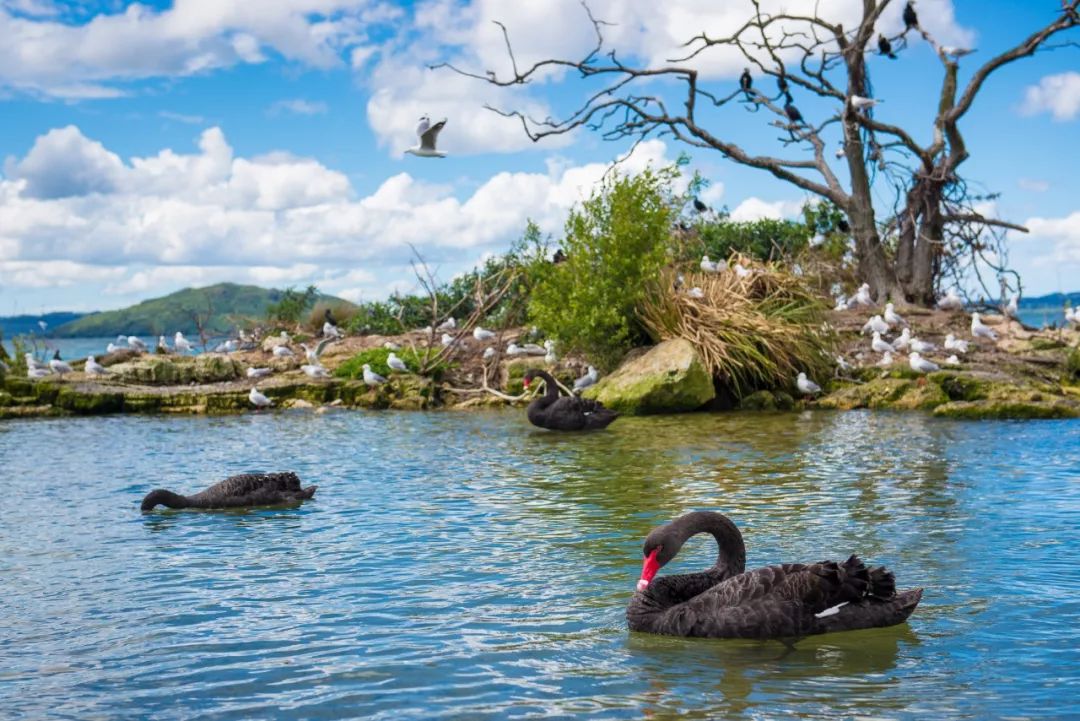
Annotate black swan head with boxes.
[637,511,746,591]
[522,368,543,388]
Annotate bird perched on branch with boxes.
[878,34,897,59]
[903,1,919,31]
[784,96,804,125]
[739,68,752,100]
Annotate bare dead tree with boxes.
[435,0,1079,306]
[185,297,214,352]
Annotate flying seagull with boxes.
[941,46,975,59]
[406,115,448,158]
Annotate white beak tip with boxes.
[636,579,649,592]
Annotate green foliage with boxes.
[334,347,449,380]
[268,285,319,324]
[52,283,355,337]
[528,167,677,370]
[692,214,810,263]
[1066,347,1080,383]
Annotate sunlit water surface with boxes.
[1,410,1078,720]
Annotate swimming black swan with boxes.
[626,511,922,639]
[522,368,618,431]
[141,472,317,511]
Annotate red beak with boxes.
[523,378,531,389]
[637,547,662,591]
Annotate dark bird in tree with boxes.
[141,472,317,511]
[903,1,919,31]
[626,511,923,639]
[739,68,752,99]
[552,248,567,264]
[878,34,896,58]
[522,368,618,431]
[784,96,804,125]
[692,197,708,214]
[838,217,851,233]
[324,307,337,327]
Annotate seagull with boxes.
[279,331,291,341]
[971,312,998,341]
[362,363,387,386]
[301,338,333,364]
[506,343,528,356]
[687,287,705,299]
[301,364,330,378]
[909,352,939,374]
[247,367,272,378]
[910,337,937,354]
[522,343,547,356]
[483,347,496,361]
[441,332,456,347]
[796,372,822,396]
[49,351,73,378]
[739,68,753,100]
[323,321,343,339]
[733,263,752,279]
[106,342,122,353]
[835,146,846,159]
[878,34,897,58]
[903,1,919,31]
[1004,295,1018,318]
[852,283,874,307]
[473,326,495,341]
[37,319,47,331]
[387,353,408,373]
[849,95,881,111]
[863,314,890,335]
[215,339,238,353]
[437,317,457,332]
[884,302,907,327]
[127,336,148,352]
[836,355,854,372]
[324,307,338,327]
[249,386,273,408]
[384,340,401,351]
[573,365,599,392]
[24,352,46,372]
[700,255,719,273]
[28,367,52,378]
[834,295,848,311]
[876,351,894,368]
[941,46,974,59]
[174,332,193,353]
[1065,306,1079,327]
[944,333,969,353]
[85,355,110,376]
[872,331,895,354]
[893,327,912,352]
[945,355,961,366]
[273,345,295,358]
[406,115,448,158]
[937,289,964,311]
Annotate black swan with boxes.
[141,472,317,511]
[522,368,618,431]
[626,511,922,639]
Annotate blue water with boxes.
[1,410,1078,720]
[4,337,125,361]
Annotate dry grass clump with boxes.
[640,255,835,396]
[307,301,357,333]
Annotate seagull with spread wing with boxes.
[406,115,448,158]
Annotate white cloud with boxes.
[269,99,329,116]
[0,126,677,301]
[1018,177,1050,193]
[1020,72,1080,122]
[0,260,125,288]
[1023,211,1080,265]
[0,0,396,97]
[729,197,804,222]
[159,111,206,125]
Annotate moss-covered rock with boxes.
[583,339,715,415]
[932,372,989,402]
[0,390,13,407]
[933,398,1080,419]
[738,389,796,411]
[816,377,914,410]
[54,387,125,414]
[110,355,243,385]
[1066,347,1080,382]
[193,355,243,383]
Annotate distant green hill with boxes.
[52,283,353,337]
[0,311,88,337]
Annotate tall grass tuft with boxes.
[639,256,835,397]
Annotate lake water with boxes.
[1,410,1077,720]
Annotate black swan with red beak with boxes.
[141,472,317,511]
[627,511,922,639]
[522,368,618,431]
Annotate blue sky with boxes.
[1,0,1078,317]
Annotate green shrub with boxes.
[267,285,318,324]
[334,347,449,380]
[528,167,677,370]
[1066,346,1080,382]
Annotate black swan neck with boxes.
[675,511,747,577]
[533,370,560,405]
[141,489,188,511]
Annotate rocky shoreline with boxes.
[3,309,1078,420]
